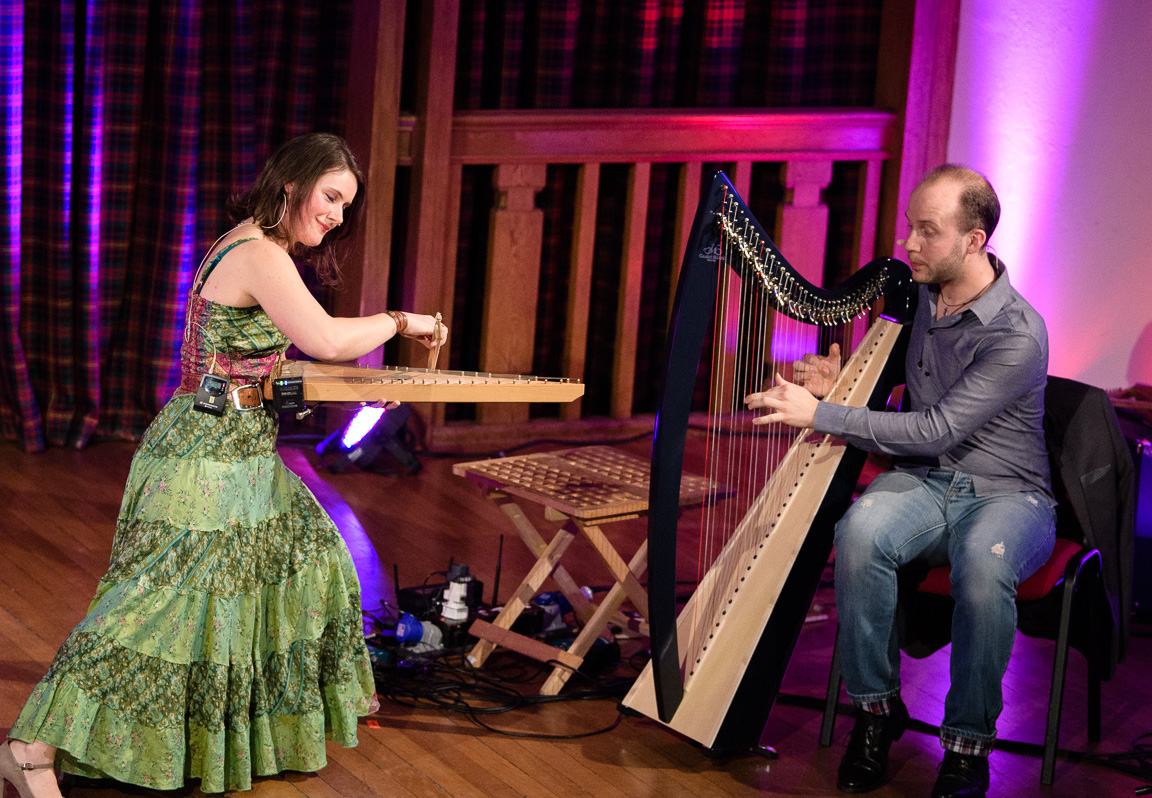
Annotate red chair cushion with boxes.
[915,538,1085,602]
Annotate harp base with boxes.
[695,741,780,761]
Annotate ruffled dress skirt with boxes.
[10,394,376,792]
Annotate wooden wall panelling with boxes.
[561,163,600,422]
[713,268,745,415]
[399,0,458,432]
[875,0,962,256]
[339,0,407,368]
[450,109,895,163]
[611,163,651,420]
[855,156,884,270]
[403,0,459,367]
[778,160,833,287]
[778,160,834,367]
[669,161,703,327]
[709,161,755,414]
[729,159,753,204]
[852,157,887,352]
[427,109,895,445]
[427,159,464,428]
[478,164,548,425]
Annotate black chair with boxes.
[819,376,1134,785]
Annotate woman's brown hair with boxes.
[227,133,364,285]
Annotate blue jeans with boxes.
[834,469,1055,751]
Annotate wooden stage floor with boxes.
[2,435,1150,797]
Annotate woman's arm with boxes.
[205,238,443,361]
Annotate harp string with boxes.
[688,188,845,678]
[692,192,732,660]
[693,207,731,657]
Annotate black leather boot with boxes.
[836,697,909,793]
[931,750,990,798]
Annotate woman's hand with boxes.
[399,313,448,350]
[744,372,819,429]
[791,342,841,398]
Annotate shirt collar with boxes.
[969,253,1010,324]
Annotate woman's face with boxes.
[287,168,358,248]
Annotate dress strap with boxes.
[193,237,259,295]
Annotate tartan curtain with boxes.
[449,0,882,418]
[1,0,883,446]
[0,0,352,451]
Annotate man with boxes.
[745,165,1054,798]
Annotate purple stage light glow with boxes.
[341,406,386,449]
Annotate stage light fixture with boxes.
[315,404,421,476]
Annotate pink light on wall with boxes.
[949,1,1152,388]
[951,0,1098,303]
[950,0,1099,381]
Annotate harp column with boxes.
[479,163,548,425]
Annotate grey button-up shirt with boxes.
[813,257,1052,501]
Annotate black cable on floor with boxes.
[371,646,635,741]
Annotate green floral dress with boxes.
[10,239,376,793]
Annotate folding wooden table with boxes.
[453,445,721,694]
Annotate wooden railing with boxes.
[345,108,897,451]
[335,0,960,453]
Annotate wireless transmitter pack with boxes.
[193,374,228,416]
[270,375,304,413]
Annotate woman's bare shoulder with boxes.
[206,225,282,261]
[200,226,297,306]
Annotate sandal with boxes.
[0,741,56,798]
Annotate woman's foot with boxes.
[1,740,63,798]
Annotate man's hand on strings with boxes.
[791,342,841,398]
[744,372,819,429]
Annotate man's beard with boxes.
[912,237,966,285]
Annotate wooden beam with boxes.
[670,161,703,327]
[446,109,896,164]
[403,0,460,368]
[854,157,884,270]
[874,0,962,256]
[427,160,463,428]
[611,163,650,420]
[338,0,406,368]
[478,163,549,425]
[730,160,753,202]
[778,160,833,287]
[561,163,600,422]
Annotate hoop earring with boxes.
[262,193,288,229]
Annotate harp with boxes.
[619,172,917,753]
[262,361,584,404]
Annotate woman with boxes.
[1,133,443,796]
